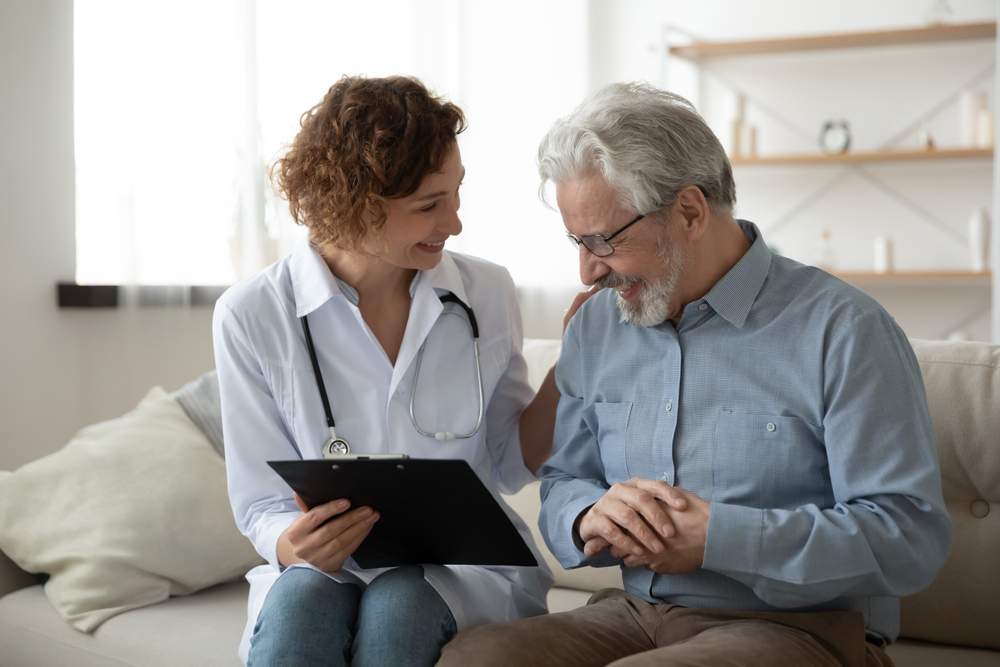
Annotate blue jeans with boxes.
[248,565,457,667]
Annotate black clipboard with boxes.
[267,458,538,569]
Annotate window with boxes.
[74,0,587,289]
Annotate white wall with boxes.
[2,0,997,470]
[0,0,217,471]
[586,0,998,342]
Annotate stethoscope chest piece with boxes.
[323,437,351,458]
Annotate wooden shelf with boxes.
[731,147,993,166]
[670,22,996,60]
[834,271,992,287]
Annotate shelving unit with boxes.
[665,21,999,340]
[835,271,992,288]
[669,22,996,60]
[730,147,993,167]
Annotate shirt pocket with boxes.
[584,402,634,485]
[713,411,827,510]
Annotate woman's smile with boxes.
[416,240,447,253]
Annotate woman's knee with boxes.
[249,568,361,667]
[264,567,361,618]
[361,565,439,615]
[353,565,456,667]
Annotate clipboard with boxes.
[267,458,538,569]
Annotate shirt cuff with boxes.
[702,502,764,578]
[571,504,596,552]
[251,511,298,571]
[543,487,620,569]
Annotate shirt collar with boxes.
[290,237,341,318]
[415,249,469,306]
[289,236,468,317]
[700,219,771,329]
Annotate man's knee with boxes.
[438,622,533,667]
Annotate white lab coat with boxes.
[213,239,554,664]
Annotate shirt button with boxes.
[766,422,776,432]
[699,303,708,310]
[665,402,673,412]
[394,388,403,399]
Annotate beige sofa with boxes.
[0,338,997,666]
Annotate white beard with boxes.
[600,238,688,328]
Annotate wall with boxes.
[1,0,997,470]
[586,0,998,342]
[0,0,216,471]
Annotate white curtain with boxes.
[75,0,589,292]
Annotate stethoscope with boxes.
[300,291,485,458]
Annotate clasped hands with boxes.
[576,478,709,575]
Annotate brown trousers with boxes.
[436,589,895,667]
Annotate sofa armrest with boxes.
[0,548,37,599]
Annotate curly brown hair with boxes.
[270,75,467,253]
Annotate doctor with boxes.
[213,75,588,667]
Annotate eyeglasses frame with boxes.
[566,212,646,257]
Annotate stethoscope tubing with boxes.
[409,311,484,441]
[300,290,484,455]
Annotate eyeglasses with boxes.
[566,213,646,257]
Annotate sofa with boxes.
[0,338,997,666]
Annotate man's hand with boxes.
[595,486,709,575]
[577,478,689,558]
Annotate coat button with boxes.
[971,500,990,518]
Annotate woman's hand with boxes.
[276,493,379,572]
[563,285,601,336]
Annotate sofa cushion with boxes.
[0,387,264,633]
[902,340,999,650]
[0,582,246,667]
[886,638,1000,667]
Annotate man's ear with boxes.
[673,186,710,241]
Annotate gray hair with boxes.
[537,82,735,218]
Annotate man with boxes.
[437,83,952,666]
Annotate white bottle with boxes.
[731,94,748,158]
[873,236,893,274]
[968,207,991,273]
[959,89,988,147]
[976,109,994,148]
[814,229,836,271]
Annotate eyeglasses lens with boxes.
[583,237,614,257]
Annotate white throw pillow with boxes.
[0,387,264,632]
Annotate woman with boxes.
[213,75,587,667]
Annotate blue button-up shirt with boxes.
[540,220,952,641]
